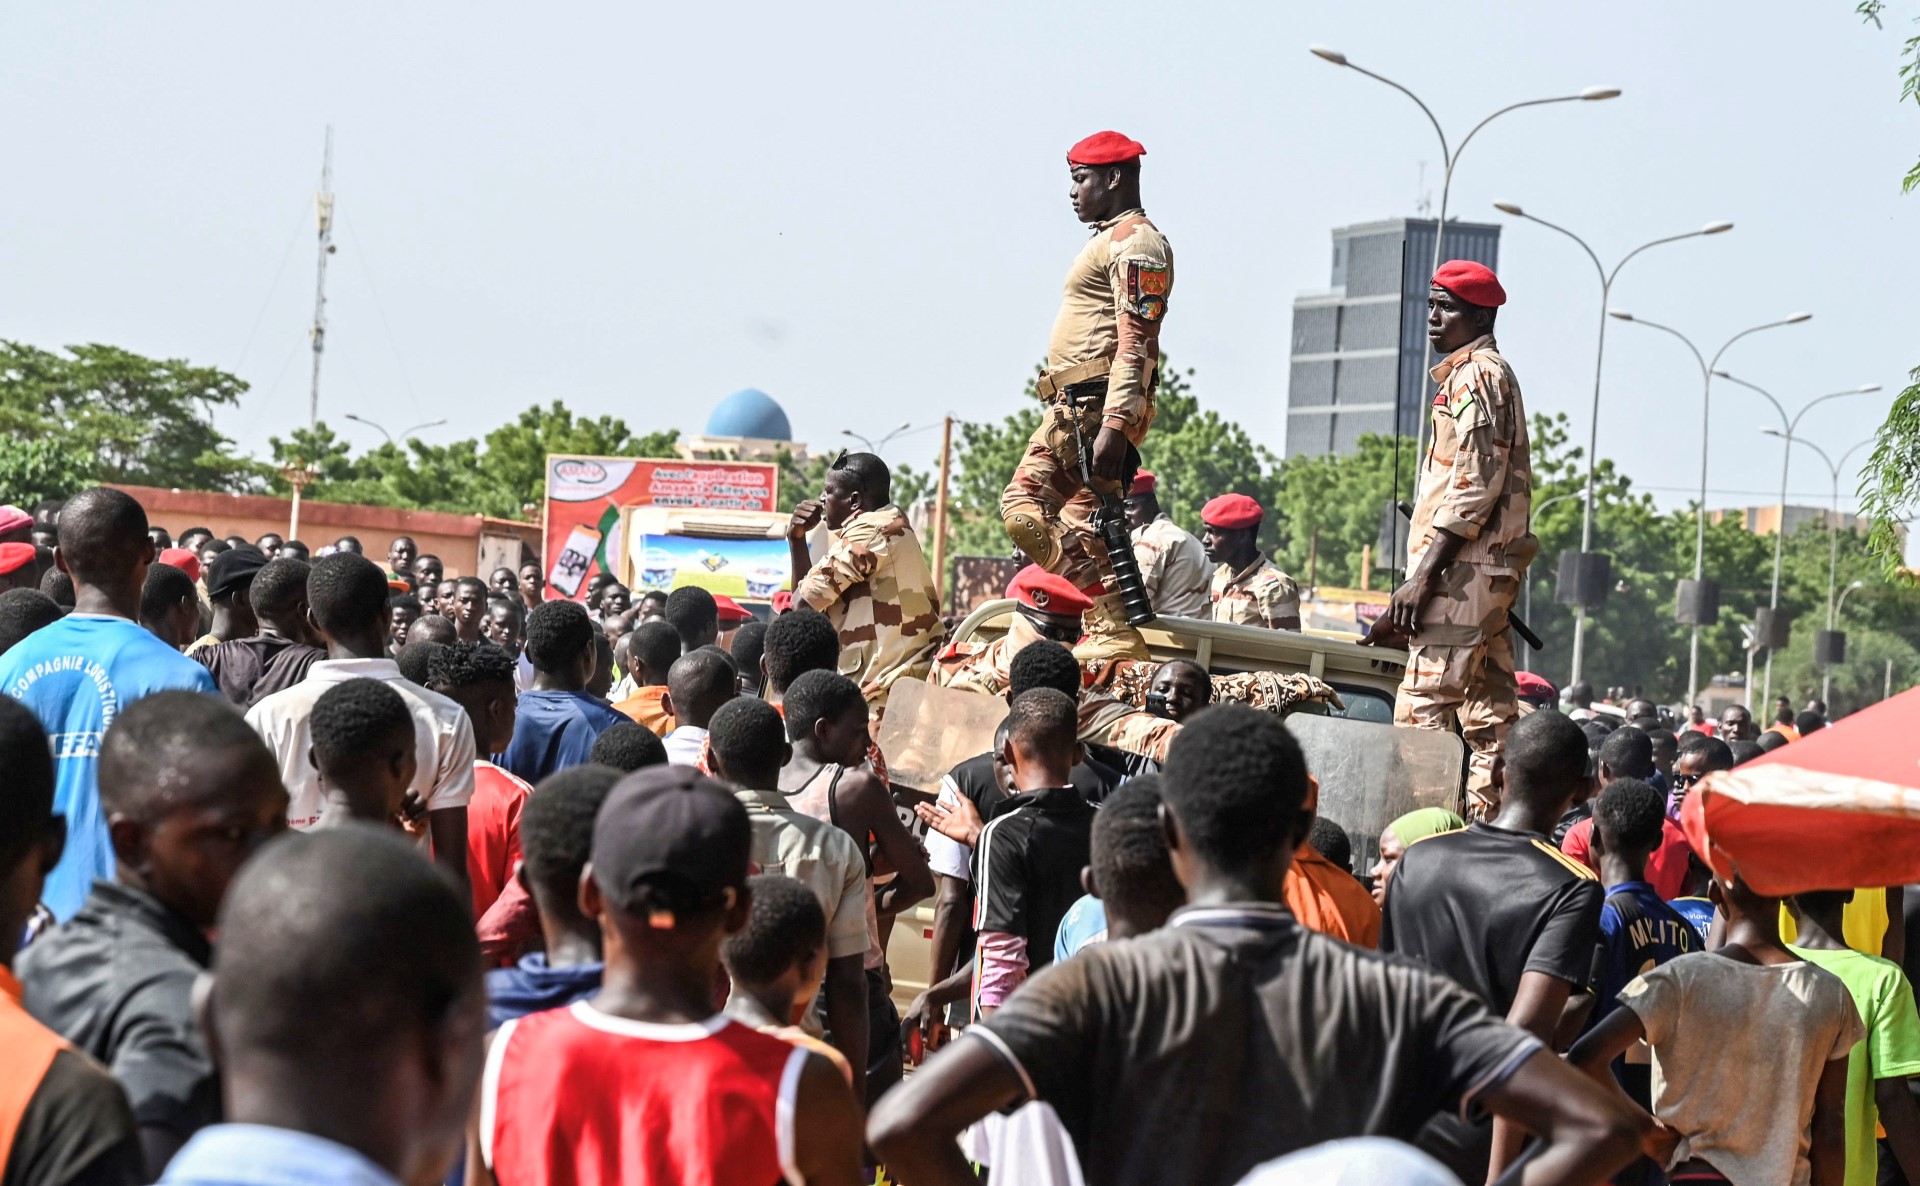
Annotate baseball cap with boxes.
[591,766,751,923]
[206,546,269,600]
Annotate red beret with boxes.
[157,547,201,584]
[1128,470,1157,497]
[0,541,35,576]
[1007,565,1093,617]
[771,591,793,614]
[1431,260,1506,308]
[713,594,753,624]
[1515,670,1557,698]
[1201,493,1263,531]
[1067,131,1146,166]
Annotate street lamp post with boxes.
[840,421,916,454]
[1309,47,1618,460]
[1520,491,1582,672]
[343,413,448,445]
[1608,311,1812,707]
[1758,439,1881,702]
[1714,372,1880,705]
[1493,206,1732,688]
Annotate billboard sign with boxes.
[542,455,779,601]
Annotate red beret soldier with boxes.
[1199,495,1301,631]
[999,130,1174,664]
[1371,260,1537,817]
[1122,470,1210,617]
[932,565,1090,698]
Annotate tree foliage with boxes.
[0,437,98,508]
[269,401,682,520]
[0,341,257,492]
[1855,4,1920,571]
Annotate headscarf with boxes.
[1384,807,1466,847]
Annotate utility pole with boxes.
[931,416,953,609]
[308,126,336,430]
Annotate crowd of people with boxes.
[0,132,1904,1186]
[0,480,1911,1186]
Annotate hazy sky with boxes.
[3,1,1915,523]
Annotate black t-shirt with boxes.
[18,882,221,1143]
[944,750,1123,820]
[196,635,325,709]
[1379,821,1603,1179]
[972,786,1095,974]
[1381,821,1603,1012]
[3,1050,142,1186]
[978,904,1541,1186]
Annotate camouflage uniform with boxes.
[1001,208,1172,661]
[1131,513,1210,617]
[1394,334,1535,817]
[794,503,946,711]
[1209,554,1301,629]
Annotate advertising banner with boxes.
[542,455,779,601]
[627,532,791,602]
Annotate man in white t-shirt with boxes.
[248,553,474,886]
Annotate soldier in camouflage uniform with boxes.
[1123,470,1210,617]
[931,566,1088,699]
[788,451,944,713]
[1200,494,1302,630]
[1370,261,1536,818]
[1000,130,1172,664]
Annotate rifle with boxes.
[1070,403,1155,627]
[1383,500,1543,652]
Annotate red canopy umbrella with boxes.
[1681,686,1920,895]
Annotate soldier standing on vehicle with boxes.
[1201,494,1301,631]
[1123,471,1209,618]
[1000,130,1172,663]
[1372,261,1535,819]
[787,451,945,714]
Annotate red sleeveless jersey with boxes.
[482,1002,808,1186]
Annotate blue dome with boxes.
[705,388,792,440]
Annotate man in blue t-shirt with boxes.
[0,488,217,919]
[500,600,624,784]
[1587,776,1700,1186]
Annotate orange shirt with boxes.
[0,967,66,1178]
[1285,843,1382,949]
[613,685,674,737]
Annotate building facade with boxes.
[1285,217,1501,457]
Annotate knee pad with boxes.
[1004,510,1061,570]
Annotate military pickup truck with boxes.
[878,600,1468,1007]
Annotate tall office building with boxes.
[1285,217,1500,457]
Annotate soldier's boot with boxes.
[1003,509,1063,572]
[1074,592,1149,664]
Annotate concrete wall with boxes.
[118,485,539,579]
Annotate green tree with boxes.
[0,437,97,507]
[1853,3,1920,571]
[0,341,257,492]
[268,403,682,520]
[1266,435,1415,590]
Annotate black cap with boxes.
[590,765,751,917]
[206,546,269,600]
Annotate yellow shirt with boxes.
[1781,887,1890,955]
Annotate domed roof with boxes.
[705,388,792,441]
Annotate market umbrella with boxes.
[1680,685,1920,895]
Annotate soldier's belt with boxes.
[1035,357,1113,402]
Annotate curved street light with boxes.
[1494,205,1732,686]
[343,413,448,445]
[1519,490,1583,672]
[840,421,918,454]
[1759,433,1877,703]
[1716,371,1880,704]
[1607,310,1812,706]
[1309,47,1618,461]
[1836,579,1867,618]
